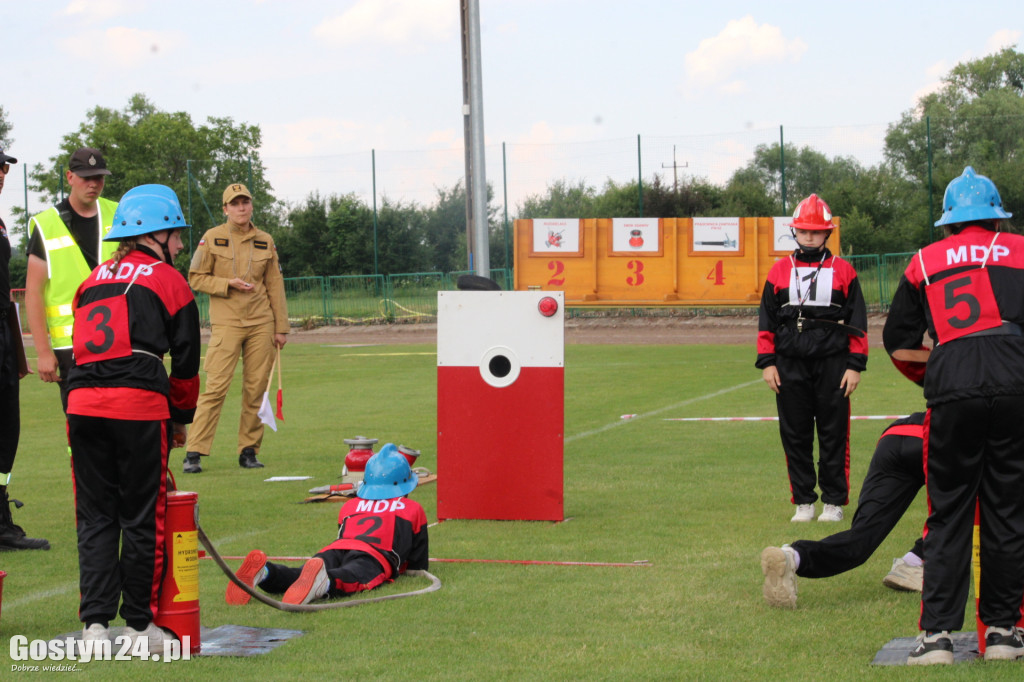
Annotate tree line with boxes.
[3,48,1023,287]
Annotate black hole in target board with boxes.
[489,355,512,378]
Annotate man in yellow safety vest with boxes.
[25,147,118,411]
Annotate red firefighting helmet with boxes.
[789,194,835,231]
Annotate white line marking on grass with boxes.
[6,581,78,608]
[565,379,762,443]
[321,344,380,348]
[334,352,435,357]
[202,527,266,548]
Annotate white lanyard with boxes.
[790,251,827,307]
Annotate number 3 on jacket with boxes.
[73,297,133,363]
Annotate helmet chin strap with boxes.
[148,230,174,264]
[792,229,831,255]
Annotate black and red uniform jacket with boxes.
[322,496,429,580]
[66,246,200,422]
[883,224,1024,407]
[756,247,869,371]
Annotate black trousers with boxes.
[793,431,924,578]
[69,415,169,626]
[775,353,851,505]
[262,549,388,598]
[922,398,1024,632]
[0,320,19,474]
[55,347,74,414]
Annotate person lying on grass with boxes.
[226,444,428,605]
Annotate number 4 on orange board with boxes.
[706,260,725,285]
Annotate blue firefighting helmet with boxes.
[935,166,1012,227]
[105,184,190,241]
[358,444,418,500]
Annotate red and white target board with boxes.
[437,291,564,521]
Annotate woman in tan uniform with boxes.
[184,183,288,473]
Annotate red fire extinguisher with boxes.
[154,490,201,654]
[972,499,1024,656]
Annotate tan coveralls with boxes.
[186,221,288,456]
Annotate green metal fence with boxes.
[185,269,517,327]
[880,252,915,312]
[109,262,918,330]
[326,275,388,324]
[385,272,446,323]
[283,276,329,327]
[846,254,882,310]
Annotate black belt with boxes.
[961,322,1023,339]
[791,317,866,338]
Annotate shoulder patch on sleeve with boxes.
[198,238,206,246]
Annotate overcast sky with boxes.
[2,0,1022,227]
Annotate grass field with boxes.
[1,339,1018,680]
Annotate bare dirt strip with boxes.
[280,313,891,349]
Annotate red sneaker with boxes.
[225,550,267,605]
[283,558,330,605]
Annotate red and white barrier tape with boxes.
[201,552,650,568]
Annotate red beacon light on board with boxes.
[537,296,558,317]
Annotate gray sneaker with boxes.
[907,630,953,665]
[984,625,1024,661]
[760,545,798,609]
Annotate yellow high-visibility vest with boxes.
[29,197,118,349]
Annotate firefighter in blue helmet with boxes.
[67,184,201,651]
[884,167,1024,664]
[226,444,429,605]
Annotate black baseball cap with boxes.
[68,147,111,177]
[0,148,16,165]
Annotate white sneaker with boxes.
[760,545,798,608]
[81,623,110,642]
[122,622,170,655]
[882,558,923,592]
[817,504,843,522]
[790,504,815,522]
[79,623,111,661]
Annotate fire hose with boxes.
[196,524,441,612]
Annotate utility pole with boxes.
[660,145,688,193]
[460,0,488,276]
